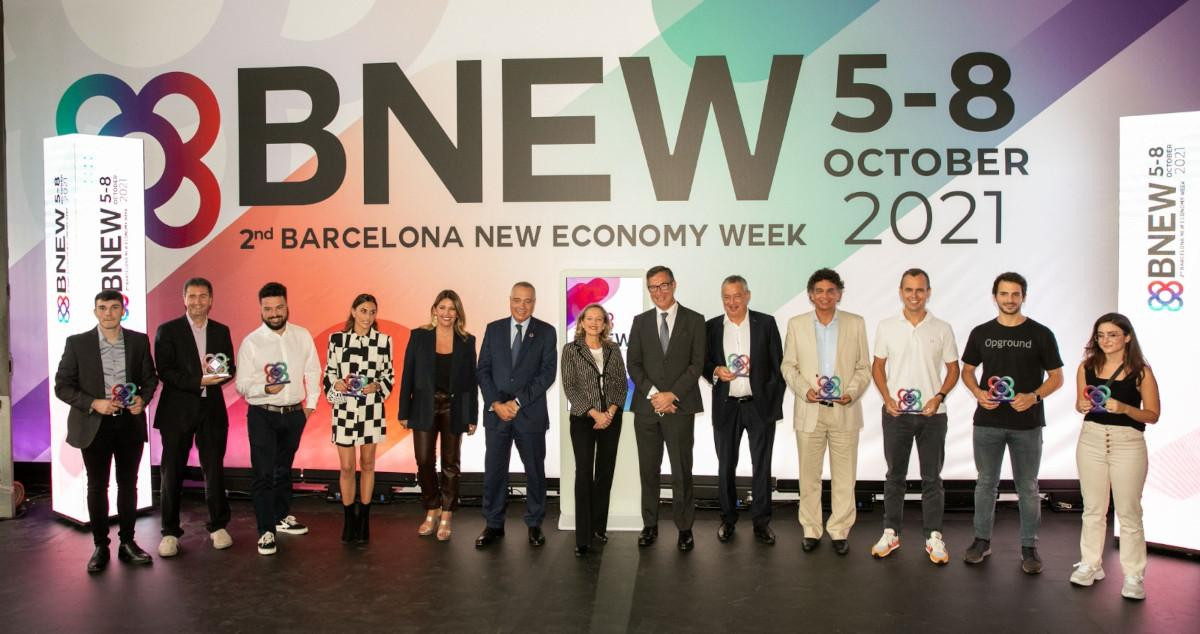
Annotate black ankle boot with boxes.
[356,503,371,544]
[341,503,357,544]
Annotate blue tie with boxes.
[511,324,523,367]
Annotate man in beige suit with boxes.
[782,268,870,555]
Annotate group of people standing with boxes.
[53,265,1159,601]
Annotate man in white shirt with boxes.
[868,268,959,565]
[235,282,321,556]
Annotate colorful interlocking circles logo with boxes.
[897,388,923,413]
[56,296,71,323]
[987,376,1015,402]
[345,373,366,398]
[1147,281,1183,312]
[1085,385,1111,413]
[817,375,842,402]
[110,382,137,408]
[56,72,221,249]
[264,362,291,386]
[726,353,750,378]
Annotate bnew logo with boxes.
[56,73,221,249]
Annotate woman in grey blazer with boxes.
[560,303,628,556]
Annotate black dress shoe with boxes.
[677,530,695,552]
[593,531,608,544]
[637,526,658,547]
[574,545,590,557]
[717,522,736,543]
[475,526,505,548]
[528,526,546,547]
[87,546,110,573]
[832,539,850,555]
[754,526,777,545]
[117,542,152,565]
[801,537,819,552]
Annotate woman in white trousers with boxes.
[1068,313,1159,600]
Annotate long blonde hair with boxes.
[422,289,470,338]
[573,303,612,344]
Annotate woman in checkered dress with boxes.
[324,293,394,544]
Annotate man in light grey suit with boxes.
[781,268,870,555]
[627,265,706,552]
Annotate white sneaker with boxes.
[925,531,949,565]
[1121,575,1145,600]
[1069,562,1105,586]
[275,515,309,535]
[210,528,233,550]
[157,535,179,558]
[870,528,900,558]
[257,532,277,556]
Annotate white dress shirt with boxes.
[235,321,322,409]
[722,314,752,397]
[646,301,679,400]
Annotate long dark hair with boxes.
[342,293,378,333]
[1084,312,1147,382]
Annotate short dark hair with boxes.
[900,268,930,288]
[94,289,123,304]
[806,268,844,293]
[646,265,674,282]
[259,282,287,301]
[512,281,536,297]
[183,277,213,295]
[721,275,749,292]
[992,272,1027,296]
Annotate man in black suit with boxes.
[703,275,784,545]
[54,289,158,572]
[153,277,236,557]
[475,282,558,548]
[627,265,706,551]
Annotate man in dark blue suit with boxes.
[475,282,558,548]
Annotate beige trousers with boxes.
[1076,421,1148,577]
[796,416,860,540]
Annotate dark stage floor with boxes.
[0,492,1197,633]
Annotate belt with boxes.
[255,403,304,414]
[728,395,754,403]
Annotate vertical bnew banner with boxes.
[43,134,149,523]
[1118,112,1197,552]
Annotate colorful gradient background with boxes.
[5,1,1200,483]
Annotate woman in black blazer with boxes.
[560,303,628,556]
[398,290,478,541]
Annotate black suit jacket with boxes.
[476,316,557,432]
[54,327,158,449]
[626,304,706,416]
[703,310,785,424]
[397,328,479,433]
[152,315,235,430]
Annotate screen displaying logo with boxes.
[56,72,221,249]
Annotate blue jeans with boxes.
[972,425,1042,547]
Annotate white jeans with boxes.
[1076,421,1148,577]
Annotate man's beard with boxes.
[263,316,287,331]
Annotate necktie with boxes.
[511,324,523,367]
[659,312,670,353]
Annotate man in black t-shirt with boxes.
[959,272,1063,575]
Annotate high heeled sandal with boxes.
[436,517,453,541]
[418,510,441,536]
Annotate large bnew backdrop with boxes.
[6,1,1200,482]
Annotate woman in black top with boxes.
[559,303,628,556]
[1068,313,1159,600]
[397,290,478,541]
